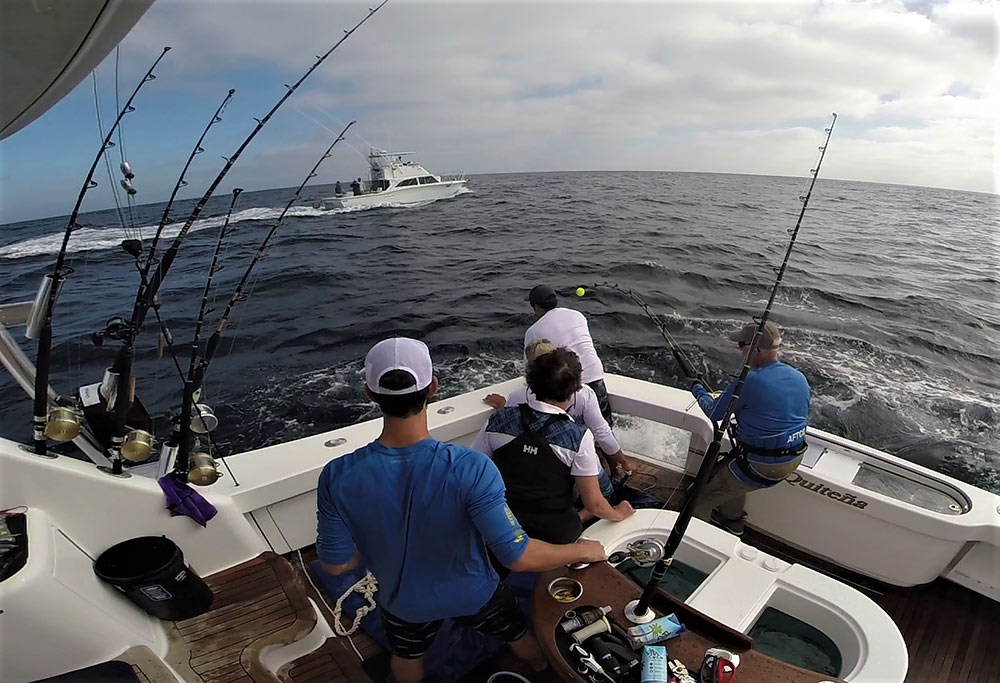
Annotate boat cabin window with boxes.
[397,178,418,187]
[418,176,438,184]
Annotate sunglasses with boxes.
[738,341,752,348]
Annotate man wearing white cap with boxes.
[316,337,606,683]
[689,320,811,536]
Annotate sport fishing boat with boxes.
[313,149,469,211]
[1,3,997,683]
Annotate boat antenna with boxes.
[174,121,356,482]
[26,46,171,456]
[626,113,838,623]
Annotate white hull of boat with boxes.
[2,373,998,681]
[318,179,468,210]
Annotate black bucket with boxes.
[94,536,213,620]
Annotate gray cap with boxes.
[526,284,557,306]
[728,321,782,350]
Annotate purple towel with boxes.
[158,474,218,527]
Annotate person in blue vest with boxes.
[473,346,635,544]
[316,338,607,683]
[483,339,633,500]
[689,320,811,536]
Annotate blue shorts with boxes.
[379,581,528,659]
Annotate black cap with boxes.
[526,284,558,306]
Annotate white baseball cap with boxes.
[364,338,433,395]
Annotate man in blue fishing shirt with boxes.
[689,320,811,536]
[316,337,607,683]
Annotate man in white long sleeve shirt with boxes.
[524,285,614,425]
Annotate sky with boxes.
[0,0,997,224]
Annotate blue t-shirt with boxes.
[316,438,528,623]
[692,361,810,450]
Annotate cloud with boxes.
[2,0,997,223]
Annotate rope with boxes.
[334,571,378,640]
[486,673,532,683]
[296,550,377,662]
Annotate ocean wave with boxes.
[0,205,324,260]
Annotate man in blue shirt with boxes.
[689,321,811,536]
[317,337,607,683]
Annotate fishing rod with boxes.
[26,46,170,456]
[626,113,838,623]
[174,121,356,483]
[138,1,386,327]
[99,2,384,473]
[84,90,238,475]
[155,188,244,485]
[593,282,710,391]
[144,89,236,268]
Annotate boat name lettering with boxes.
[784,472,868,509]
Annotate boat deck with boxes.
[632,459,998,683]
[93,461,992,683]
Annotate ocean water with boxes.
[1,171,997,493]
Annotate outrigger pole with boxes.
[28,47,171,456]
[173,121,356,483]
[626,113,838,623]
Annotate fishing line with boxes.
[108,2,388,469]
[91,72,130,240]
[304,105,371,161]
[592,281,712,391]
[113,46,139,238]
[173,122,356,477]
[30,47,170,457]
[626,114,839,621]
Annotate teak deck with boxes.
[95,458,994,683]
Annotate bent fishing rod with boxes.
[28,46,170,456]
[103,2,384,470]
[594,282,708,390]
[627,113,838,622]
[173,121,355,482]
[143,88,236,268]
[91,90,236,474]
[138,1,386,326]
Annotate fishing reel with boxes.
[607,538,665,568]
[91,316,132,347]
[121,429,155,463]
[189,404,219,434]
[44,403,82,442]
[75,368,155,460]
[187,451,221,486]
[163,409,222,485]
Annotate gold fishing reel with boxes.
[44,406,81,442]
[121,429,155,462]
[188,452,221,486]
